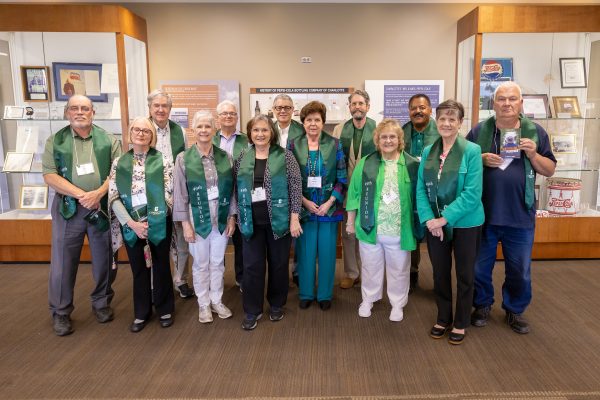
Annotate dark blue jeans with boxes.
[473,224,535,314]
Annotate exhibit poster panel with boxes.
[160,80,240,144]
[365,80,444,125]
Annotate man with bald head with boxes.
[42,95,122,336]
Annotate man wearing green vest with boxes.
[42,95,121,336]
[148,89,194,299]
[333,89,376,289]
[467,82,556,334]
[402,94,440,291]
[214,100,249,288]
[272,94,305,148]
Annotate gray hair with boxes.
[348,89,370,105]
[191,110,216,130]
[216,100,237,114]
[493,82,522,101]
[64,94,94,113]
[147,89,173,107]
[273,94,293,105]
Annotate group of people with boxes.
[42,81,556,343]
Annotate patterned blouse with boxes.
[377,158,401,236]
[233,145,303,239]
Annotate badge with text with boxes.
[207,186,219,201]
[382,191,398,205]
[76,162,95,176]
[307,176,322,188]
[251,187,267,202]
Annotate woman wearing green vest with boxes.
[108,117,175,333]
[345,119,418,322]
[234,114,303,330]
[173,110,237,324]
[288,101,347,311]
[416,100,484,345]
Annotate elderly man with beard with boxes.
[402,94,439,291]
[333,90,376,289]
[148,89,194,299]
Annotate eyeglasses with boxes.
[274,106,293,112]
[219,112,237,117]
[132,127,153,135]
[67,106,92,113]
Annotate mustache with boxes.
[413,112,425,118]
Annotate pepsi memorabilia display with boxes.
[480,58,513,111]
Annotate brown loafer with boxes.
[340,277,358,289]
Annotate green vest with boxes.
[53,124,112,220]
[423,136,467,240]
[115,148,167,247]
[213,131,249,160]
[475,115,538,209]
[402,119,439,158]
[339,117,376,163]
[184,145,233,239]
[237,145,289,239]
[289,133,337,220]
[168,120,186,160]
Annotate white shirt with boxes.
[277,123,289,148]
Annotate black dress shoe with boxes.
[299,299,312,309]
[129,320,146,333]
[409,272,418,292]
[318,300,331,311]
[93,306,114,323]
[506,311,530,334]
[448,330,466,345]
[471,306,491,327]
[429,325,449,339]
[159,315,173,328]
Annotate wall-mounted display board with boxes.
[249,87,353,125]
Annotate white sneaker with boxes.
[390,306,404,322]
[358,302,372,318]
[198,305,213,323]
[211,303,233,319]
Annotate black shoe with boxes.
[318,300,331,311]
[409,272,418,292]
[93,306,114,323]
[269,307,284,322]
[176,283,195,299]
[429,325,449,339]
[129,320,146,333]
[471,306,491,327]
[53,314,73,336]
[448,330,466,345]
[299,300,312,309]
[241,313,262,330]
[159,314,173,328]
[506,311,530,334]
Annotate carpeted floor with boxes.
[1,251,599,400]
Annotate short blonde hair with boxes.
[128,116,157,148]
[373,118,405,153]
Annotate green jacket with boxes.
[416,140,485,229]
[346,151,417,250]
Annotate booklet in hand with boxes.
[500,128,521,159]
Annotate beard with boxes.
[352,110,366,121]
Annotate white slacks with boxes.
[188,226,229,307]
[358,235,411,308]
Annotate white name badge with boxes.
[132,192,148,207]
[251,187,267,203]
[382,191,398,205]
[207,186,219,201]
[307,176,322,188]
[76,163,95,176]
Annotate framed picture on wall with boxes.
[522,94,551,119]
[20,66,51,102]
[19,185,49,210]
[550,134,577,154]
[52,62,108,102]
[552,96,582,118]
[559,58,587,88]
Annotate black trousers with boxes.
[242,224,291,316]
[124,221,174,321]
[426,226,482,329]
[232,227,244,283]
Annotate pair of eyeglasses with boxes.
[67,106,92,113]
[132,127,153,135]
[219,112,237,117]
[274,106,293,112]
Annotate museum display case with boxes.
[0,4,148,261]
[456,5,600,258]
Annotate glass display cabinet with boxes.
[456,5,600,258]
[0,4,149,261]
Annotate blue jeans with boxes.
[473,224,534,314]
